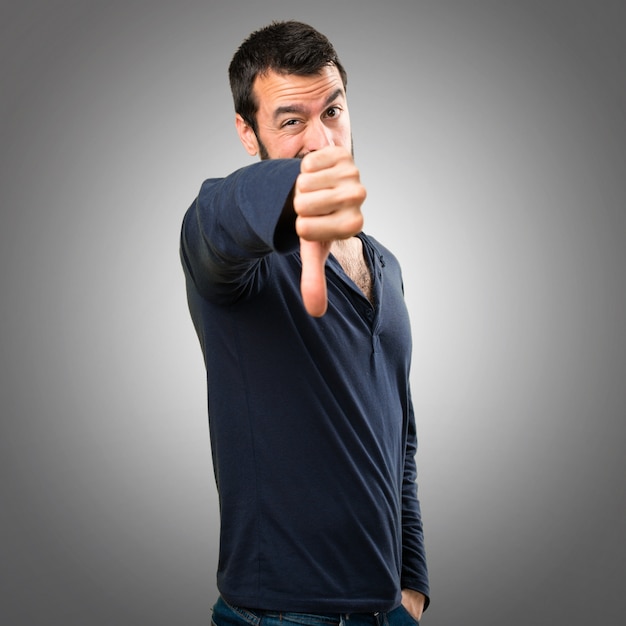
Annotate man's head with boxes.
[228,21,351,160]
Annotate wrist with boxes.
[401,589,426,621]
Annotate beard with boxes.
[254,131,354,161]
[256,134,271,160]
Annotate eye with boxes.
[281,119,301,128]
[325,106,342,119]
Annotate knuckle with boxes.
[347,211,364,234]
[295,216,309,239]
[296,171,312,193]
[293,192,308,217]
[346,182,366,206]
[296,216,321,241]
[301,152,316,172]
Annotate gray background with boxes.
[1,0,625,624]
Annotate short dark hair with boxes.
[228,21,348,133]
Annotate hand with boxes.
[293,146,366,316]
[401,589,426,622]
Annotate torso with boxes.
[331,237,373,305]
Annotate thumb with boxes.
[299,238,331,317]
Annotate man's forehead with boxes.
[253,66,345,110]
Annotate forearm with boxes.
[401,392,430,610]
[180,158,301,298]
[193,158,301,257]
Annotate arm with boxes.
[181,146,365,312]
[180,159,301,303]
[400,388,430,618]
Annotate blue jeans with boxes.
[211,596,420,626]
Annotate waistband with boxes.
[218,596,400,626]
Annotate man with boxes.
[180,20,430,625]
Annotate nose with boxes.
[303,119,334,153]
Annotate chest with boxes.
[331,237,373,304]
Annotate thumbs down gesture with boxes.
[293,146,366,317]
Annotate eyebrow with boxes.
[273,88,345,121]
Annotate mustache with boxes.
[256,136,354,160]
[295,138,354,160]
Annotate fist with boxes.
[293,146,366,317]
[293,145,366,241]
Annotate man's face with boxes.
[236,65,352,160]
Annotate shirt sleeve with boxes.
[180,158,302,304]
[401,386,431,610]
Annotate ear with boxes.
[235,114,259,156]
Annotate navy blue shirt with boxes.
[180,159,429,613]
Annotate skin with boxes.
[235,66,426,620]
[235,65,364,317]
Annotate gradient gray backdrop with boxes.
[1,1,625,624]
